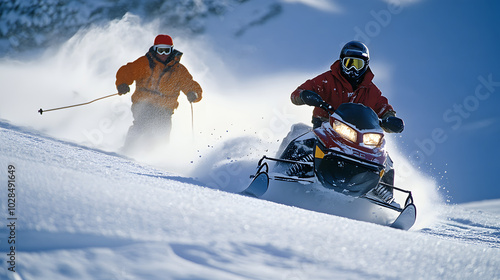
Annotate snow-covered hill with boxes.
[1,121,499,279]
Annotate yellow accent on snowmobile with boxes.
[315,145,325,159]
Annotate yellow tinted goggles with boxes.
[342,57,365,71]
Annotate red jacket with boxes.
[291,60,393,120]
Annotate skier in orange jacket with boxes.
[116,34,202,150]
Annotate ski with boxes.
[390,203,417,230]
[241,172,269,198]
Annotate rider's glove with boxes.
[380,111,404,133]
[300,90,334,112]
[300,90,322,107]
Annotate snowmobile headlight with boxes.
[363,133,383,147]
[332,120,357,143]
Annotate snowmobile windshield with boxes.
[334,103,380,130]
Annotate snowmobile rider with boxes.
[291,41,404,133]
[115,34,203,149]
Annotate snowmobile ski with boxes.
[390,203,417,230]
[241,172,269,198]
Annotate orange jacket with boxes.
[291,60,393,120]
[116,48,202,111]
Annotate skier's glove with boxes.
[380,115,404,133]
[117,83,130,95]
[186,91,198,103]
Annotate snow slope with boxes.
[1,120,499,280]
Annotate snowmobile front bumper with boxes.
[314,147,384,197]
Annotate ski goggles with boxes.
[155,45,173,55]
[342,57,365,71]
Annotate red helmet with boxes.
[154,35,173,46]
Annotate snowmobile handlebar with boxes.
[319,102,335,114]
[300,90,403,132]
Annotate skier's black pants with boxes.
[124,102,173,149]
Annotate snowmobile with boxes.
[242,91,416,230]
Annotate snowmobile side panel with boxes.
[241,172,269,198]
[390,203,417,231]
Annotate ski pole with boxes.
[38,93,119,115]
[190,102,194,133]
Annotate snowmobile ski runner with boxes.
[241,163,270,198]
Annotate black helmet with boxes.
[339,41,370,82]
